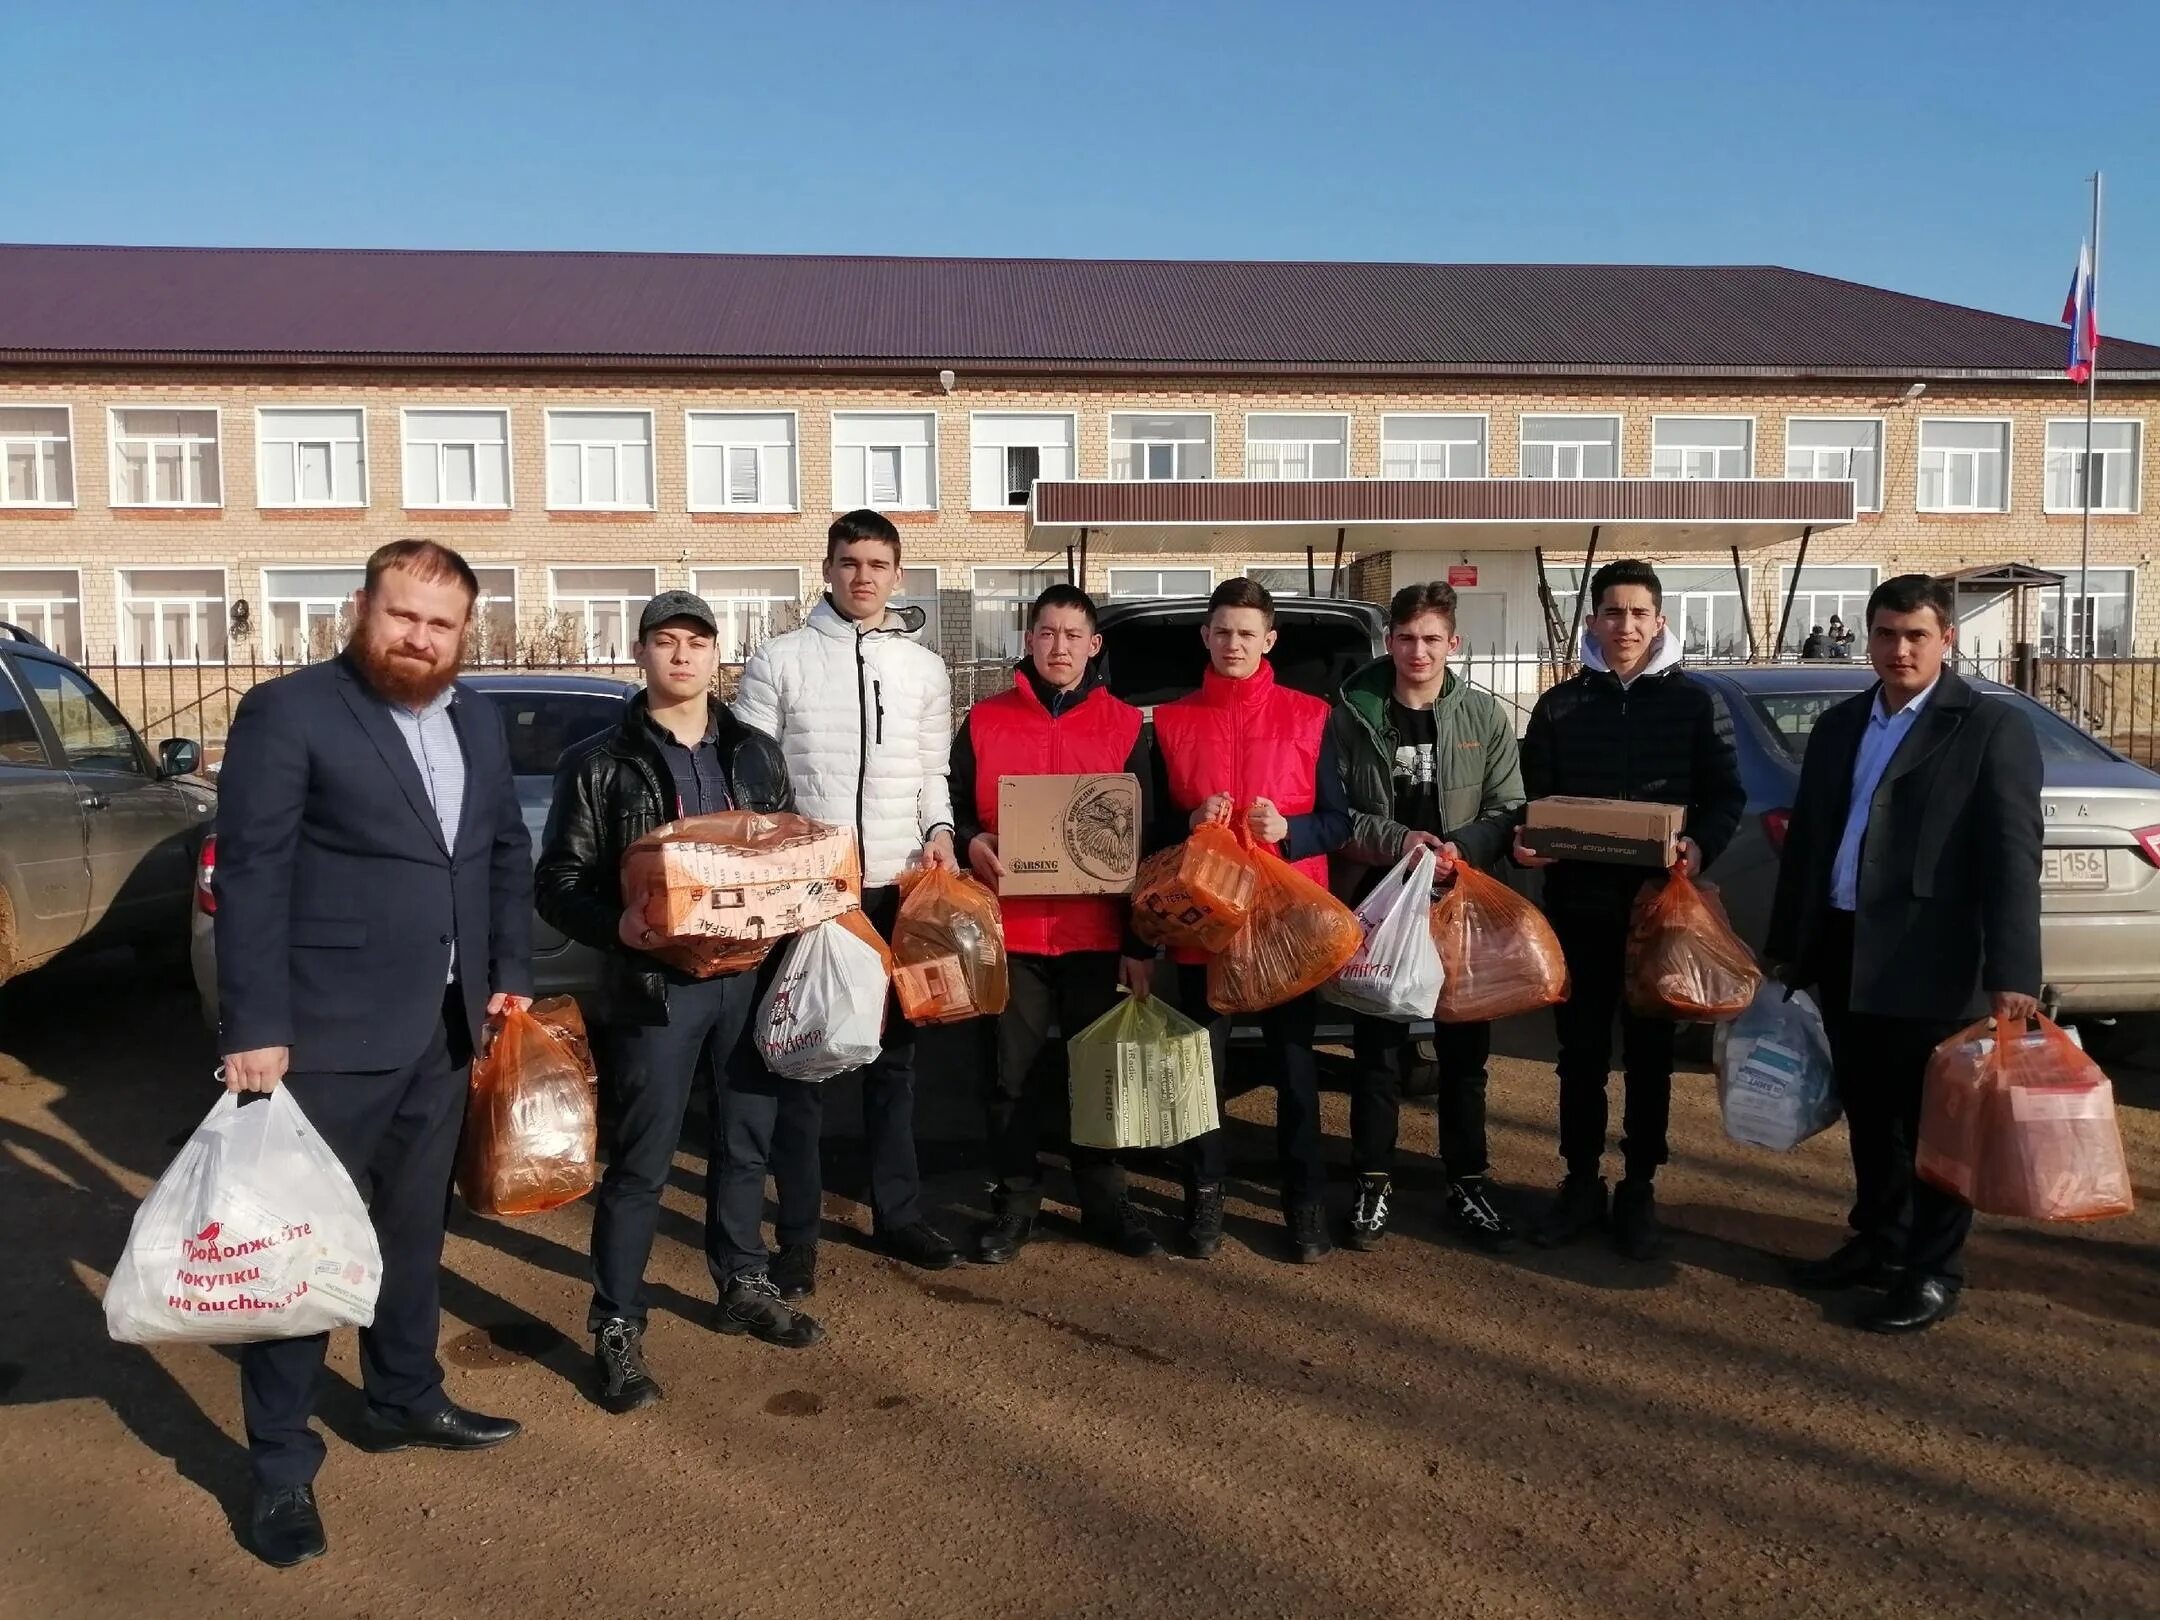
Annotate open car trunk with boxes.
[1094,597,1386,711]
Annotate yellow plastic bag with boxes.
[456,1006,598,1217]
[1066,995,1219,1150]
[1131,823,1258,954]
[1206,832,1362,1015]
[891,865,1009,1023]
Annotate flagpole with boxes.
[2078,170,2103,716]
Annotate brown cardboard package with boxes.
[995,773,1140,896]
[1523,796,1684,868]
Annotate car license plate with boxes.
[2042,849,2108,890]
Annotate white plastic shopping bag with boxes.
[105,1086,382,1344]
[1715,983,1840,1152]
[1324,846,1445,1020]
[756,916,891,1081]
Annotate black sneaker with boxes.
[1184,1183,1226,1259]
[880,1220,960,1272]
[592,1317,661,1414]
[1530,1173,1609,1249]
[717,1271,825,1348]
[1610,1178,1667,1261]
[1082,1200,1165,1260]
[975,1190,1039,1266]
[1444,1177,1517,1253]
[770,1242,818,1301]
[1347,1173,1392,1251]
[1288,1202,1332,1264]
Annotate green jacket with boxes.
[1327,658,1526,894]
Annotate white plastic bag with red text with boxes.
[105,1087,382,1344]
[1324,846,1446,1020]
[757,916,891,1081]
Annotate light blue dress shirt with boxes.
[1830,677,1939,913]
[385,686,465,980]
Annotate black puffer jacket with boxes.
[536,693,792,1026]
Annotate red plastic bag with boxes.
[456,1006,598,1217]
[1131,823,1258,954]
[1427,866,1569,1024]
[1624,866,1762,1021]
[891,865,1009,1023]
[1206,831,1361,1015]
[1917,1018,2134,1221]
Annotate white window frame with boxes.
[830,410,940,512]
[1378,412,1489,479]
[969,566,1043,661]
[1518,412,1623,480]
[689,565,806,662]
[1783,416,1885,513]
[1242,411,1352,481]
[685,408,799,513]
[1547,564,1755,659]
[108,405,224,509]
[548,564,659,662]
[0,404,76,508]
[1108,410,1216,482]
[254,405,369,509]
[968,411,1078,511]
[2038,565,2138,657]
[2043,418,2143,515]
[471,565,519,664]
[400,405,515,510]
[1915,416,2013,514]
[0,565,85,660]
[1107,566,1215,599]
[1649,414,1756,481]
[114,565,230,665]
[544,408,656,513]
[1776,564,1880,654]
[259,565,367,663]
[891,565,942,650]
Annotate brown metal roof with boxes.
[3,245,2156,379]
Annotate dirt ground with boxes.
[2,958,2156,1620]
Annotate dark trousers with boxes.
[588,970,764,1327]
[1551,905,1676,1182]
[1349,1014,1493,1181]
[241,990,469,1490]
[988,951,1127,1212]
[1815,913,1974,1281]
[1177,967,1327,1207]
[713,982,824,1284]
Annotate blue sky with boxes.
[9,0,2157,339]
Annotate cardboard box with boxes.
[1523,796,1684,868]
[995,772,1140,896]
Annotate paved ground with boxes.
[2,957,2156,1620]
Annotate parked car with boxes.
[191,673,637,1026]
[1095,594,1387,711]
[0,623,215,983]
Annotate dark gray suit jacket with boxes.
[214,655,534,1072]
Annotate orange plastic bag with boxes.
[1206,833,1362,1015]
[620,811,860,957]
[456,1006,598,1217]
[1917,1018,2134,1221]
[1131,823,1259,954]
[1624,867,1762,1021]
[891,865,1008,1024]
[527,995,595,1084]
[1427,866,1569,1024]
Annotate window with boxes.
[1245,564,1340,598]
[546,410,653,510]
[482,689,629,778]
[1520,415,1620,479]
[1548,564,1752,658]
[1,407,74,506]
[551,566,658,661]
[2045,419,2141,514]
[2040,567,2136,657]
[0,663,47,767]
[1651,417,1752,480]
[971,567,1042,660]
[970,413,1075,509]
[890,566,941,651]
[111,408,221,507]
[831,412,937,510]
[691,567,804,662]
[0,569,84,660]
[1917,419,2010,512]
[1784,418,1883,511]
[16,660,142,775]
[1381,414,1485,479]
[1110,412,1212,481]
[257,407,367,507]
[472,567,518,663]
[263,566,364,662]
[1778,565,1878,656]
[117,568,227,663]
[1244,413,1349,480]
[1107,567,1212,599]
[687,411,797,511]
[402,408,511,508]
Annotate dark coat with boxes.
[1764,669,2044,1021]
[213,656,534,1071]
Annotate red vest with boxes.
[969,674,1144,957]
[1154,660,1332,901]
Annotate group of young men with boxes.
[209,514,2044,1568]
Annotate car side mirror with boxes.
[159,737,203,778]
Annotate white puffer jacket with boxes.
[734,597,955,888]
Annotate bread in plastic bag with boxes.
[456,1005,599,1217]
[1067,995,1221,1150]
[619,811,860,963]
[1624,866,1762,1021]
[757,911,895,1080]
[1206,831,1362,1015]
[891,865,1009,1023]
[106,1087,382,1344]
[1714,983,1839,1151]
[1131,823,1258,954]
[1427,865,1569,1024]
[1325,845,1446,1020]
[1917,1017,2134,1221]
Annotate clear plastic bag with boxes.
[106,1087,383,1344]
[1714,983,1839,1152]
[1427,866,1569,1024]
[457,1006,599,1217]
[1066,995,1220,1150]
[1131,823,1259,954]
[891,865,1009,1023]
[1325,846,1446,1020]
[757,912,895,1080]
[1206,831,1363,1015]
[1625,866,1762,1021]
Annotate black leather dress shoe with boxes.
[1790,1237,1904,1291]
[1860,1274,1962,1334]
[249,1483,327,1568]
[358,1402,523,1453]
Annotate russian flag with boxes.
[2062,240,2099,383]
